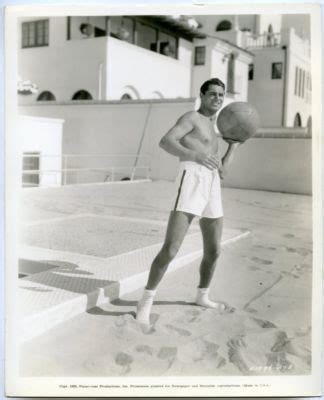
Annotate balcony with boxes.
[245,32,282,49]
[65,15,194,99]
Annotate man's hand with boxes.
[194,153,221,170]
[223,137,242,145]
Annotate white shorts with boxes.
[172,161,223,219]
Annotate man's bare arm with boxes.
[159,112,197,160]
[159,112,219,170]
[219,141,240,179]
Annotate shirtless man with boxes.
[136,78,239,324]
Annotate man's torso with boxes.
[179,112,219,161]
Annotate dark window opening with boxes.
[294,67,298,95]
[271,62,283,79]
[37,91,56,101]
[22,152,40,187]
[227,53,235,93]
[121,93,132,100]
[72,90,93,100]
[194,46,206,65]
[216,20,232,31]
[293,113,302,127]
[22,20,49,48]
[248,64,254,80]
[301,70,305,98]
[110,16,134,43]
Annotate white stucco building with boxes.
[19,116,64,187]
[194,14,312,128]
[18,15,251,104]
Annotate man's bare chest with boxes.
[190,120,217,143]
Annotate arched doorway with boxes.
[293,113,302,127]
[121,85,140,100]
[37,91,56,101]
[72,90,93,100]
[121,93,132,100]
[149,91,164,99]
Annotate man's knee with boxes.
[204,246,221,264]
[160,241,181,262]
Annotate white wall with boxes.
[105,36,192,100]
[19,116,64,186]
[284,29,312,127]
[192,37,252,102]
[191,39,213,97]
[248,47,285,126]
[19,101,311,194]
[18,35,108,103]
[218,136,311,195]
[18,17,192,103]
[210,47,228,87]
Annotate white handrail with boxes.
[22,153,151,159]
[21,153,151,187]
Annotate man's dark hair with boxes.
[200,78,226,95]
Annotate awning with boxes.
[138,15,207,41]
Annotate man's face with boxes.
[200,84,225,112]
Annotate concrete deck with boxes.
[18,180,313,378]
[19,181,248,341]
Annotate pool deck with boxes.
[15,180,318,387]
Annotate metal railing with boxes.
[22,153,151,188]
[245,33,281,49]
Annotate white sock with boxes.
[136,288,156,324]
[195,287,224,310]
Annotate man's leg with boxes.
[195,217,227,310]
[136,211,194,323]
[198,217,223,288]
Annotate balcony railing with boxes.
[245,33,281,49]
[22,153,151,188]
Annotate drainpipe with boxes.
[281,45,288,126]
[98,62,104,100]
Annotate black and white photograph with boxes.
[4,3,322,397]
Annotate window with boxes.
[194,46,206,65]
[22,20,49,48]
[109,17,178,59]
[271,62,282,79]
[294,67,298,95]
[158,31,177,59]
[293,113,302,127]
[137,22,157,52]
[22,152,40,187]
[227,53,235,93]
[72,90,93,100]
[121,93,132,100]
[301,70,305,98]
[110,16,134,43]
[37,91,56,101]
[216,20,232,31]
[298,68,302,96]
[248,64,254,80]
